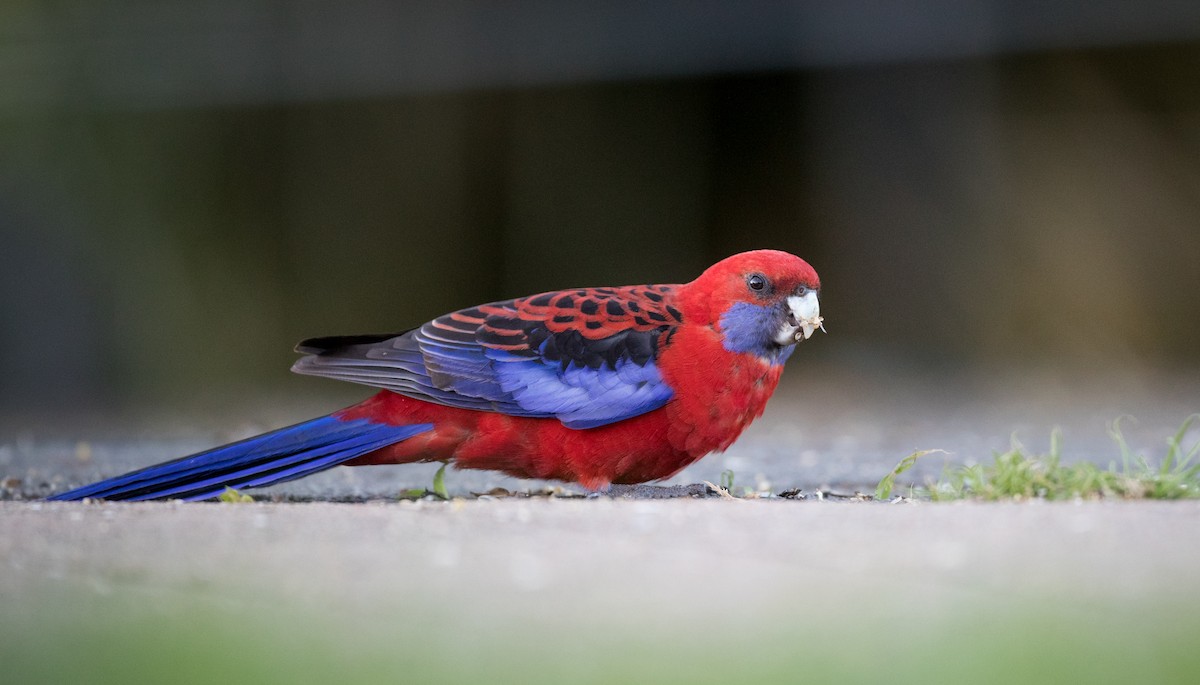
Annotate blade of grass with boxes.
[1162,414,1200,476]
[875,450,944,500]
[432,462,449,500]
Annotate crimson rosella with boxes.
[50,250,822,501]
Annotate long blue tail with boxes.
[47,415,434,502]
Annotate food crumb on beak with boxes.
[794,314,824,341]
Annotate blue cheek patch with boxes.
[719,302,793,365]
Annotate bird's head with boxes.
[688,249,823,364]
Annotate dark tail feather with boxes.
[47,416,433,502]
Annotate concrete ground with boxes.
[2,368,1199,683]
[3,497,1200,683]
[6,497,1198,612]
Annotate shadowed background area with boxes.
[2,1,1199,414]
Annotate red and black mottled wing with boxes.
[291,285,683,428]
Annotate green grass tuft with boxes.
[880,415,1200,501]
[398,463,452,500]
[218,486,254,503]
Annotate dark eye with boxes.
[796,285,809,296]
[747,273,768,292]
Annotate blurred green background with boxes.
[2,1,1199,412]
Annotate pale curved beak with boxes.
[774,291,824,345]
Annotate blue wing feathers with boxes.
[47,416,433,502]
[290,291,679,429]
[486,349,673,428]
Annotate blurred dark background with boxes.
[2,1,1199,414]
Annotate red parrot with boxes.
[50,250,822,501]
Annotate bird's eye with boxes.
[747,273,768,292]
[796,285,809,296]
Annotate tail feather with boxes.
[47,415,433,502]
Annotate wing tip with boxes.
[294,333,408,355]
